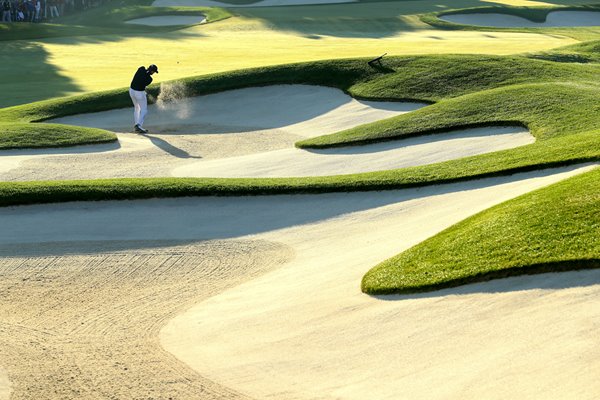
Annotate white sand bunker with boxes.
[0,240,292,399]
[3,85,423,181]
[440,11,600,28]
[173,126,534,178]
[39,85,533,181]
[50,85,421,137]
[0,368,10,400]
[125,15,206,26]
[1,158,597,398]
[152,0,356,8]
[158,163,599,400]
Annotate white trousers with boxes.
[129,88,148,127]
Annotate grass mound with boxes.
[362,167,600,295]
[0,123,115,150]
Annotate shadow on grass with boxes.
[0,41,81,108]
[0,27,201,108]
[228,0,586,39]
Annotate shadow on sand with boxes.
[373,265,600,300]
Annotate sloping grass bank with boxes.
[362,167,600,295]
[1,51,599,193]
[0,123,115,149]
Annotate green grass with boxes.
[0,123,115,149]
[1,50,599,176]
[0,0,231,41]
[362,167,600,295]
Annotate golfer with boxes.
[129,64,158,133]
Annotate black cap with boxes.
[148,64,159,73]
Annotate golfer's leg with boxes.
[138,91,148,127]
[129,88,141,126]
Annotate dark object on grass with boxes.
[368,53,387,67]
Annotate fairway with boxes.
[0,0,586,108]
[1,0,599,399]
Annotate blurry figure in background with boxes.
[129,64,159,134]
[2,0,11,22]
[34,0,40,21]
[49,0,58,18]
[16,3,24,20]
[26,0,35,21]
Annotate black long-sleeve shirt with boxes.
[130,66,153,91]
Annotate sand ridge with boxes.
[172,126,534,177]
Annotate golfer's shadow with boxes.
[142,133,202,159]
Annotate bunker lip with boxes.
[157,163,599,400]
[6,85,535,180]
[125,15,207,26]
[172,126,535,178]
[439,11,600,28]
[151,0,357,8]
[3,85,424,181]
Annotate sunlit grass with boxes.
[0,0,585,107]
[362,167,600,294]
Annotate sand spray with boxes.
[154,81,192,119]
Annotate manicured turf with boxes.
[0,1,230,41]
[0,123,115,149]
[0,0,584,108]
[2,51,598,178]
[362,167,600,294]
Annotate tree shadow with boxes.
[0,16,202,108]
[0,41,81,108]
[226,0,499,39]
